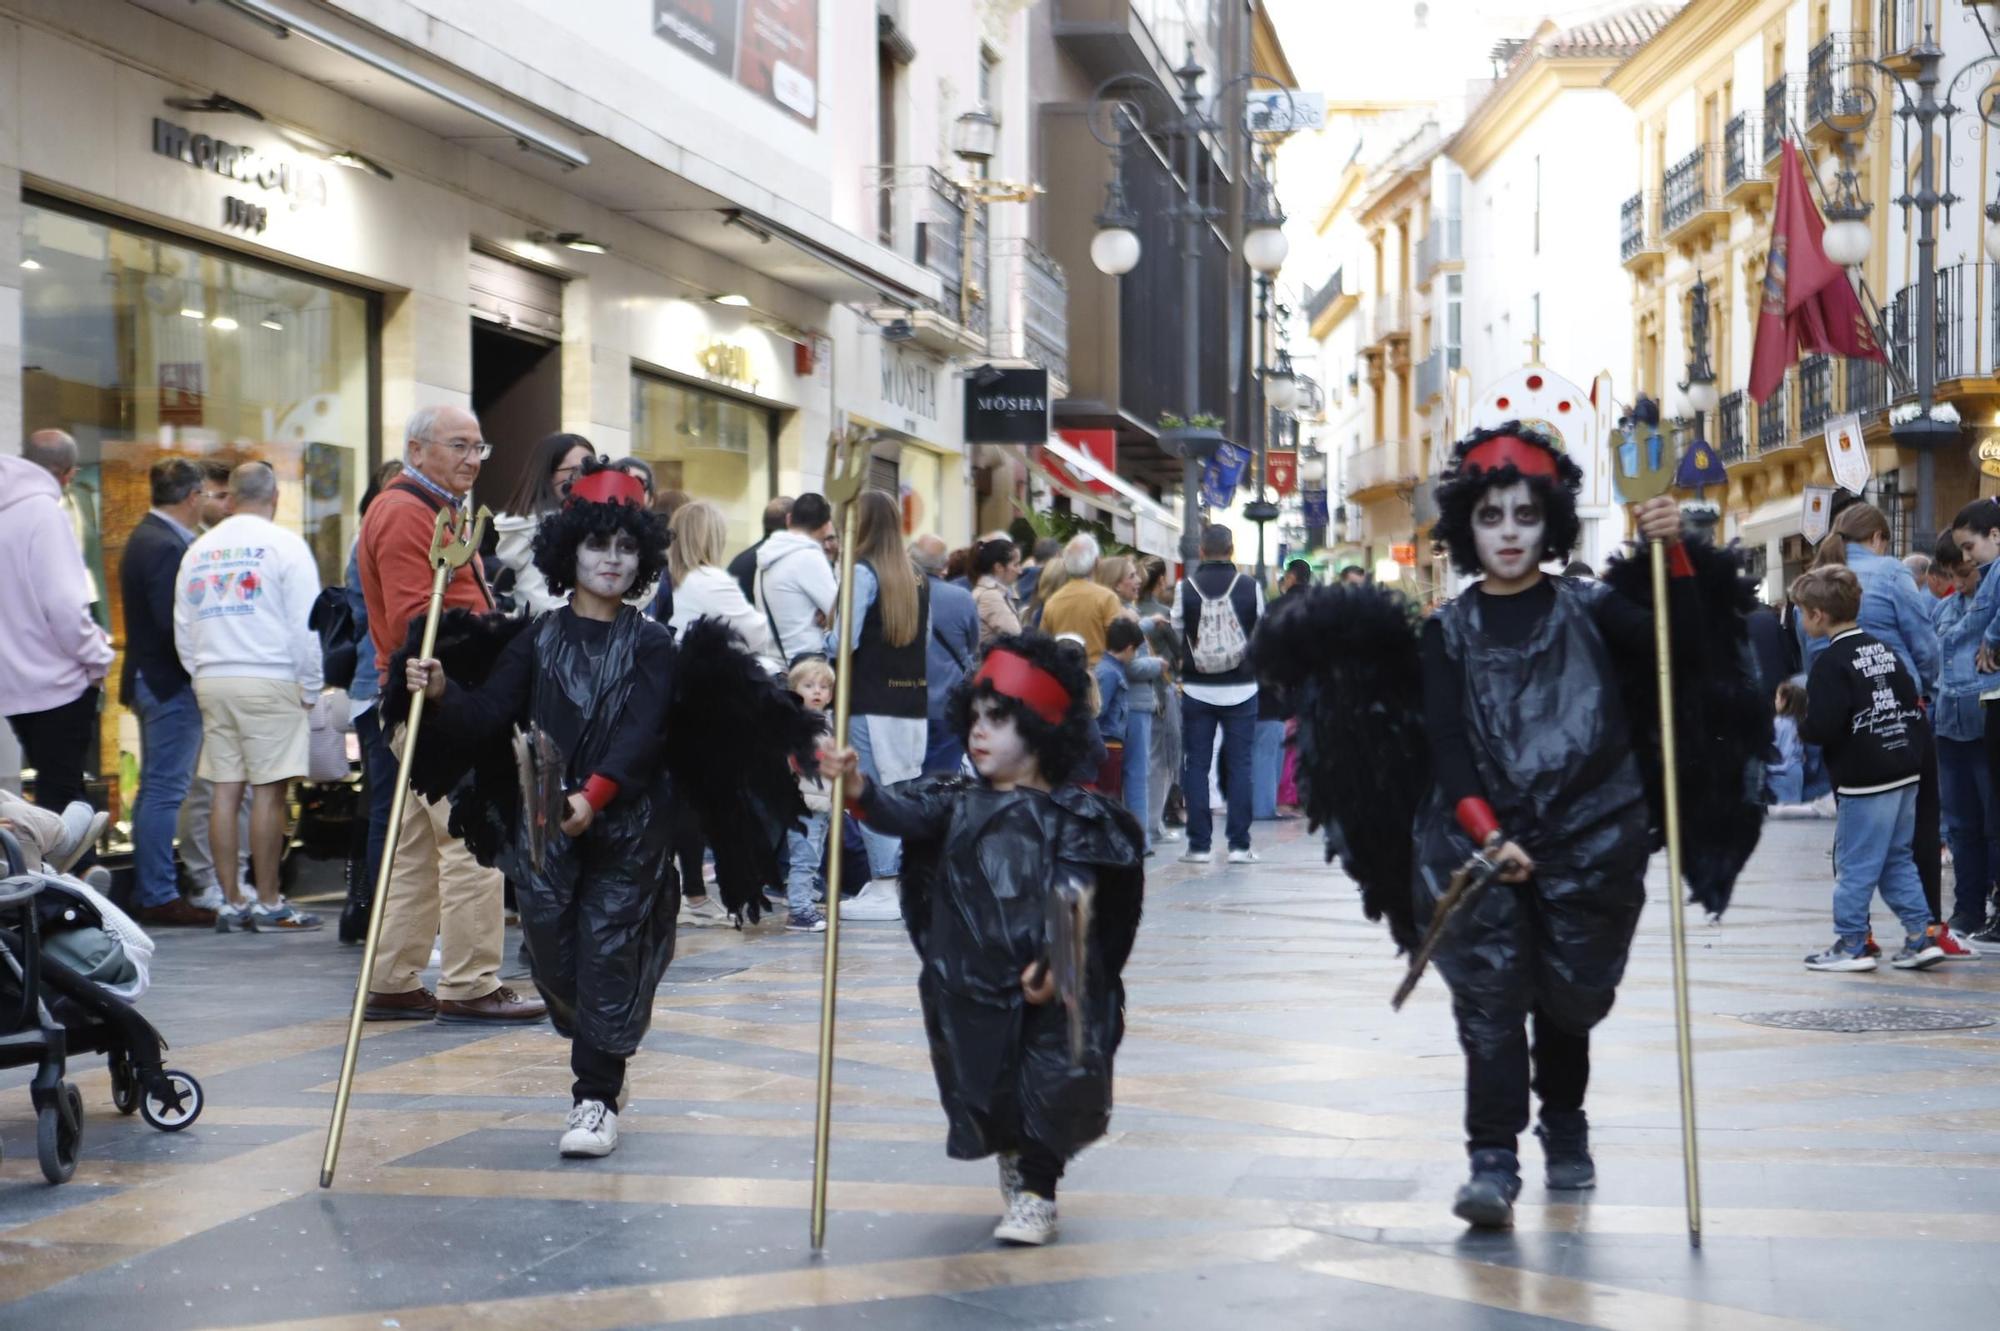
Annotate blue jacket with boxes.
[1801,546,1941,691]
[1767,714,1804,804]
[924,575,980,721]
[1094,653,1130,743]
[1934,565,2000,740]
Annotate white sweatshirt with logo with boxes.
[172,513,325,698]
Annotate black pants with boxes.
[571,1039,627,1108]
[1015,1139,1067,1200]
[674,804,707,900]
[1915,725,1942,923]
[7,687,100,868]
[1464,1005,1590,1156]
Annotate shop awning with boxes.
[1735,494,1805,547]
[1037,438,1182,559]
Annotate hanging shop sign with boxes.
[1266,447,1298,496]
[1200,441,1251,510]
[1978,436,2000,480]
[1824,411,1871,492]
[1391,543,1417,567]
[1301,486,1329,529]
[1057,428,1116,494]
[1801,485,1836,544]
[964,366,1050,444]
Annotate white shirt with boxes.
[669,564,780,667]
[1170,572,1264,707]
[173,512,325,699]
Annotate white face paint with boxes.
[575,531,641,600]
[1470,480,1546,583]
[967,698,1034,786]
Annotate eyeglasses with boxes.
[429,438,492,460]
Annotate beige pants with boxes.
[368,774,503,1003]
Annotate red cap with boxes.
[973,649,1073,725]
[1462,434,1559,480]
[567,468,645,508]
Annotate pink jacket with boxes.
[0,455,114,715]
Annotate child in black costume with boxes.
[819,632,1144,1246]
[405,460,675,1159]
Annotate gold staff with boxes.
[1617,426,1702,1247]
[319,502,490,1188]
[810,427,877,1249]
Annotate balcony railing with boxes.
[1304,268,1345,324]
[1662,144,1720,234]
[1756,377,1791,453]
[1620,192,1661,262]
[1346,440,1410,494]
[1718,390,1746,464]
[1415,214,1462,285]
[1724,113,1767,193]
[1807,33,1871,130]
[1880,0,1923,61]
[1845,355,1888,417]
[1763,75,1794,161]
[1370,294,1408,342]
[989,237,1068,389]
[1413,344,1461,403]
[1800,354,1833,434]
[912,167,989,336]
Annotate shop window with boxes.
[20,197,374,628]
[632,372,778,555]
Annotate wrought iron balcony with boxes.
[1369,293,1408,344]
[1620,192,1662,266]
[1807,33,1871,132]
[989,237,1068,392]
[1415,214,1462,286]
[1756,377,1790,454]
[1661,145,1722,238]
[1724,113,1769,198]
[1879,0,1923,65]
[1346,439,1413,498]
[1800,355,1833,434]
[1718,390,1746,464]
[1413,344,1460,404]
[1845,355,1887,417]
[1304,268,1345,324]
[1763,75,1794,162]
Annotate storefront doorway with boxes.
[471,322,562,511]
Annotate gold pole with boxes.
[810,430,873,1250]
[1650,537,1702,1247]
[320,504,487,1188]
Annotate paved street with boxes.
[2,814,1997,1330]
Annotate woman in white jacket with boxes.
[490,433,593,617]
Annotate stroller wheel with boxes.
[37,1083,83,1184]
[110,1053,140,1115]
[140,1070,203,1132]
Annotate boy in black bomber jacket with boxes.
[1793,566,1944,973]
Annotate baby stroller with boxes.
[0,827,203,1184]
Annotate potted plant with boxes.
[1157,412,1229,462]
[1889,400,1964,449]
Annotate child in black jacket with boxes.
[1793,566,1943,973]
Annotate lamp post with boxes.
[950,106,1041,333]
[1679,275,1719,460]
[1826,15,2000,538]
[1086,46,1293,566]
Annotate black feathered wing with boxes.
[1599,540,1768,916]
[662,616,821,923]
[1252,587,1430,953]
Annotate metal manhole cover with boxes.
[1738,1006,1995,1033]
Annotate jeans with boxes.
[1936,734,2000,931]
[354,707,399,902]
[1832,786,1932,943]
[1121,710,1152,848]
[1914,727,1942,923]
[6,683,99,816]
[1464,1006,1590,1155]
[1148,692,1180,834]
[1251,718,1285,820]
[786,809,830,914]
[130,677,202,907]
[1182,693,1256,852]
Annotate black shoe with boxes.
[1535,1110,1595,1190]
[338,899,370,945]
[1452,1148,1522,1229]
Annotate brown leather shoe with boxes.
[436,986,547,1025]
[134,897,218,928]
[364,987,438,1021]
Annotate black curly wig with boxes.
[530,456,670,597]
[1432,422,1584,576]
[944,632,1099,786]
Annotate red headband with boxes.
[567,469,647,508]
[1462,434,1559,479]
[973,649,1073,725]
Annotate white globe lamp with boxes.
[1244,223,1289,275]
[1091,225,1141,276]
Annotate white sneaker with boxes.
[559,1100,619,1157]
[997,1151,1023,1204]
[189,885,224,912]
[1226,848,1260,865]
[681,894,729,926]
[840,878,903,921]
[1178,848,1213,864]
[992,1191,1057,1245]
[1154,827,1183,843]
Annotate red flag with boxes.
[1750,139,1885,403]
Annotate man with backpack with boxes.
[1173,524,1263,865]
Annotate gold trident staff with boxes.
[1615,421,1702,1247]
[809,426,877,1250]
[319,502,491,1189]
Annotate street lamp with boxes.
[1087,46,1296,564]
[1680,275,1719,431]
[1264,352,1301,413]
[949,105,1041,332]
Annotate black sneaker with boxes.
[1535,1110,1595,1190]
[1452,1148,1522,1229]
[1971,913,2000,946]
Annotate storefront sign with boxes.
[964,367,1050,444]
[1981,437,2000,480]
[1057,428,1116,494]
[653,0,819,126]
[1267,447,1298,496]
[882,345,941,427]
[697,338,763,395]
[1391,543,1417,566]
[151,118,328,212]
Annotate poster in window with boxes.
[653,0,819,127]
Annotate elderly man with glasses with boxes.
[355,405,545,1026]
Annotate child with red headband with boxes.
[820,632,1144,1247]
